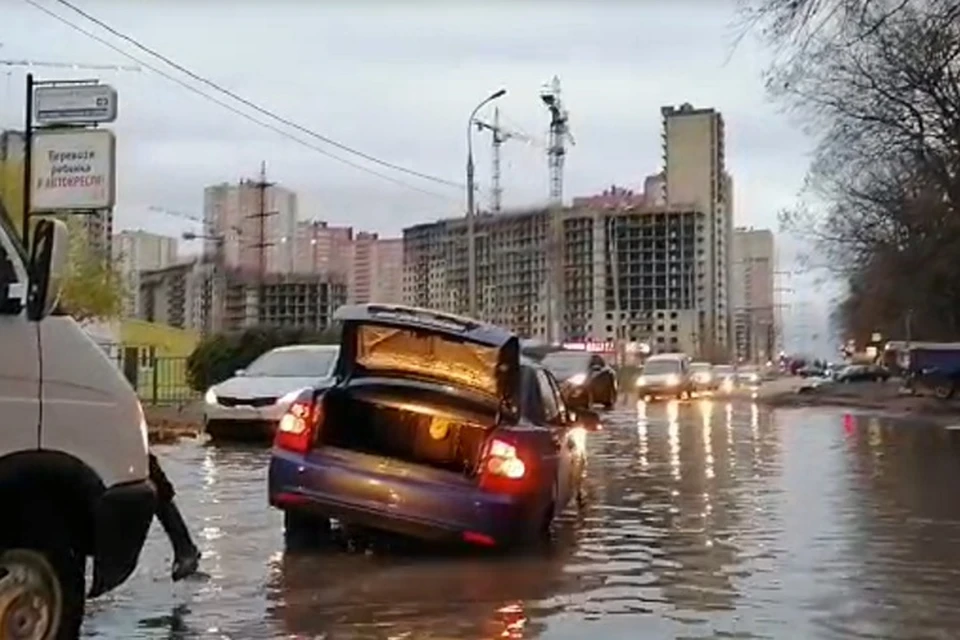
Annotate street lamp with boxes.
[466,87,506,319]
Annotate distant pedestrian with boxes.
[149,453,202,581]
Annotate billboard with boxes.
[30,129,116,212]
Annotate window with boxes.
[536,369,562,424]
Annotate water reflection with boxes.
[80,406,960,639]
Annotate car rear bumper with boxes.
[89,478,156,598]
[268,447,537,545]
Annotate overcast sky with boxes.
[0,0,836,356]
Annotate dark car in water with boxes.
[836,364,890,383]
[540,351,618,410]
[268,304,601,549]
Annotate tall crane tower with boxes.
[539,76,574,206]
[473,108,540,213]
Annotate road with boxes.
[84,400,960,639]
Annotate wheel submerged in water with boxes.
[0,549,62,640]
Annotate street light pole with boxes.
[466,88,506,319]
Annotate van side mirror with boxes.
[573,409,602,432]
[26,218,69,321]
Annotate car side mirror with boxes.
[26,218,69,321]
[235,369,246,377]
[572,409,602,432]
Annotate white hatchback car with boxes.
[203,344,340,442]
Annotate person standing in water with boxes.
[149,453,202,580]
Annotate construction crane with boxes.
[0,58,142,72]
[473,107,541,213]
[539,76,574,206]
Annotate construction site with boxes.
[404,78,764,361]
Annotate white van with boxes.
[635,352,693,400]
[0,215,154,638]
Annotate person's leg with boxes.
[149,452,201,581]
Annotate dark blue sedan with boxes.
[268,303,600,549]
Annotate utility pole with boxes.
[465,88,506,319]
[248,162,277,322]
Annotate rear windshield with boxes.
[643,359,681,375]
[355,324,499,396]
[541,352,590,377]
[690,363,712,372]
[246,348,339,377]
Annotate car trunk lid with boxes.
[334,304,521,414]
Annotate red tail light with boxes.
[274,391,322,454]
[479,437,528,493]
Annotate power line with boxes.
[47,0,466,191]
[21,0,462,203]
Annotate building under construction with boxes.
[402,202,709,355]
[139,262,346,334]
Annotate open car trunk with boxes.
[320,381,496,476]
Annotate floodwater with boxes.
[83,401,960,639]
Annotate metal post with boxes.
[22,73,33,247]
[466,144,476,317]
[466,89,506,320]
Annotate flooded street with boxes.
[83,401,960,639]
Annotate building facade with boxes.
[403,204,708,355]
[292,220,353,277]
[113,230,179,318]
[219,271,347,332]
[661,103,733,358]
[138,259,214,333]
[349,232,403,304]
[203,180,298,275]
[731,227,776,363]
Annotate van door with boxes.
[0,219,40,454]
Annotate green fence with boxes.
[116,352,199,406]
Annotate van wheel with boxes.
[0,547,84,640]
[283,511,332,551]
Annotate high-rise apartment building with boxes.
[403,204,707,354]
[292,220,354,277]
[113,230,179,318]
[661,103,733,358]
[350,232,403,304]
[731,227,776,363]
[203,180,298,275]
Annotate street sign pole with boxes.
[22,73,33,247]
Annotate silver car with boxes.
[203,344,340,443]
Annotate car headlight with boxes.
[665,374,679,386]
[635,376,647,387]
[278,388,308,405]
[204,388,218,405]
[749,373,759,383]
[568,373,587,386]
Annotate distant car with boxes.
[689,361,716,394]
[635,353,693,401]
[714,364,737,394]
[203,344,340,442]
[737,365,761,387]
[268,304,601,549]
[836,364,890,383]
[540,351,618,410]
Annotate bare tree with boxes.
[745,0,960,341]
